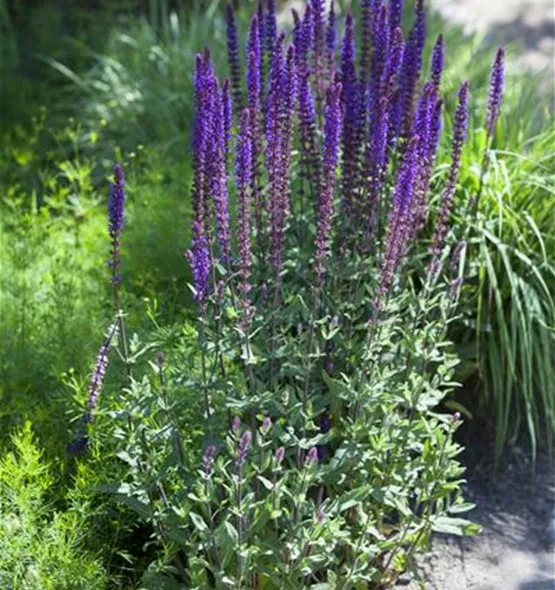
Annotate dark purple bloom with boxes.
[236,108,254,319]
[429,81,470,277]
[371,5,390,92]
[320,411,331,434]
[237,430,252,466]
[325,1,336,80]
[261,416,272,434]
[274,446,285,465]
[359,0,372,83]
[267,42,297,273]
[226,5,242,111]
[397,0,426,138]
[310,0,325,81]
[376,136,420,312]
[314,79,342,281]
[430,34,444,87]
[486,47,505,138]
[298,67,321,206]
[246,15,264,244]
[339,14,360,222]
[388,0,403,36]
[408,82,439,237]
[108,163,125,285]
[203,444,218,476]
[428,97,444,162]
[265,0,277,52]
[223,78,233,154]
[187,219,211,304]
[305,446,319,467]
[298,4,314,72]
[192,52,214,227]
[210,78,232,263]
[257,1,266,45]
[85,321,118,426]
[232,415,241,433]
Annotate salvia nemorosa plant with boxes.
[92,1,505,586]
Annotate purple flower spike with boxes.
[397,0,426,138]
[232,415,241,433]
[226,5,242,111]
[266,0,277,52]
[274,446,285,465]
[203,445,218,476]
[376,136,420,313]
[298,4,314,72]
[429,81,470,277]
[237,431,252,466]
[339,14,360,223]
[84,322,118,426]
[246,16,264,245]
[486,48,505,138]
[325,1,337,80]
[314,79,342,281]
[311,0,325,80]
[359,0,372,83]
[430,34,444,88]
[108,163,125,285]
[261,416,272,434]
[298,67,321,205]
[211,79,232,264]
[236,108,254,320]
[223,79,233,154]
[305,446,319,467]
[187,219,211,304]
[388,0,403,36]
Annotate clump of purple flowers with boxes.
[108,163,125,287]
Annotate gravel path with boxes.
[406,453,555,590]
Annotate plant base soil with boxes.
[405,450,555,590]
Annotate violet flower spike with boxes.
[203,445,217,476]
[187,219,211,304]
[265,0,277,52]
[232,415,241,433]
[359,0,372,83]
[375,135,420,312]
[261,416,272,434]
[305,446,319,467]
[223,79,233,155]
[314,79,342,281]
[388,0,403,36]
[486,47,505,138]
[226,5,242,111]
[325,1,337,80]
[86,321,118,421]
[210,78,232,264]
[339,14,359,222]
[428,81,470,277]
[237,431,252,467]
[274,446,285,465]
[236,108,254,320]
[430,34,444,88]
[108,163,125,286]
[298,4,314,72]
[310,0,325,79]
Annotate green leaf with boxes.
[190,512,208,533]
[432,516,481,536]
